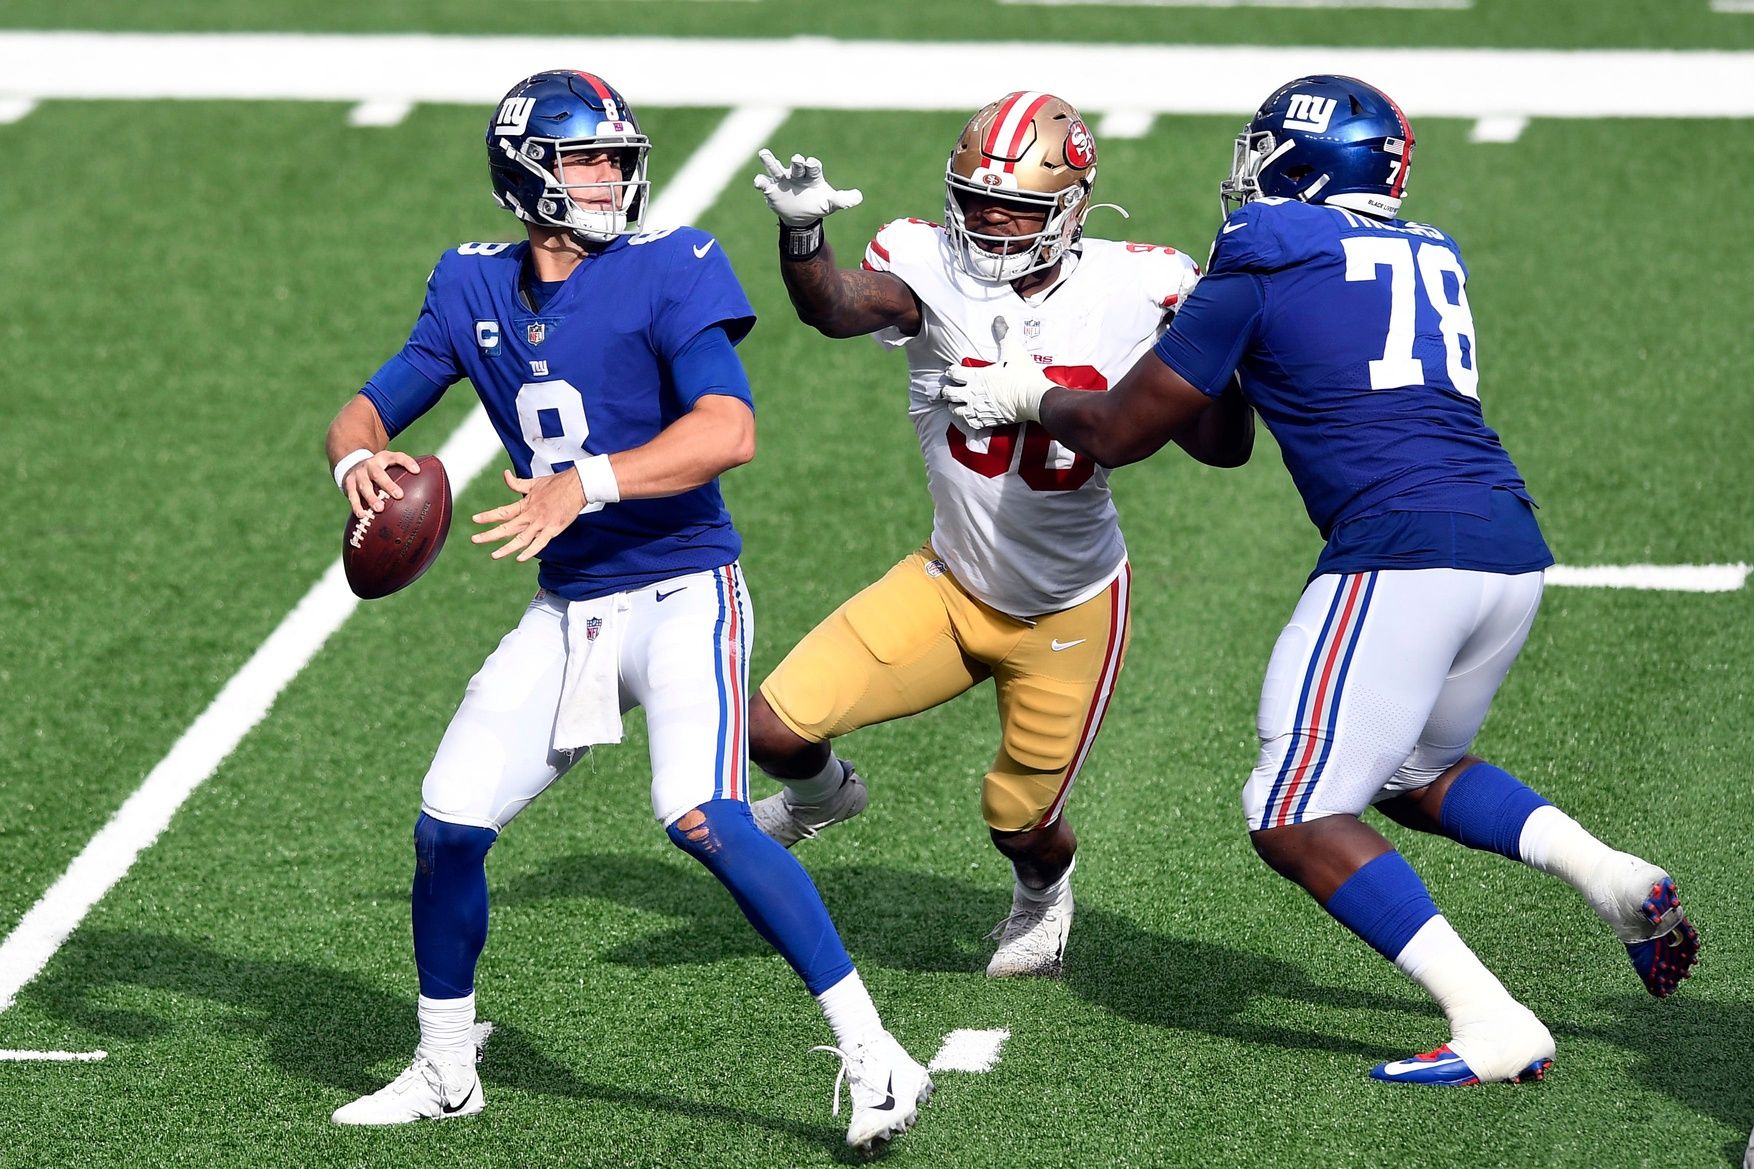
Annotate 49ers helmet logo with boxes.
[1065,119,1095,169]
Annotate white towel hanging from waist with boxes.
[553,593,628,752]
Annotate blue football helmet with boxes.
[486,70,651,243]
[1221,75,1414,221]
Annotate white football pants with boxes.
[420,563,753,832]
[1243,567,1545,831]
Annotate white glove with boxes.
[752,149,864,226]
[940,319,1053,429]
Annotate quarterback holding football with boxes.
[746,92,1252,978]
[323,69,930,1149]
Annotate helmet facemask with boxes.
[944,178,1087,283]
[1222,129,1324,217]
[496,134,651,243]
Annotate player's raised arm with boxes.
[753,149,922,338]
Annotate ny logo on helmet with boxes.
[1284,94,1338,133]
[495,97,536,136]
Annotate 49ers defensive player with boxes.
[748,93,1253,977]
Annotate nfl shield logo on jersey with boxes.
[585,616,603,642]
[526,322,547,346]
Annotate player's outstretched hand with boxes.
[342,450,421,519]
[471,467,586,563]
[940,319,1054,429]
[753,149,863,226]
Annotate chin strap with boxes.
[1085,202,1131,220]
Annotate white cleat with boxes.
[814,1029,933,1151]
[987,862,1075,978]
[751,762,868,848]
[331,1023,492,1126]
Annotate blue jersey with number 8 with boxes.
[1157,198,1539,555]
[360,228,756,601]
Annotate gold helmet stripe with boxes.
[983,90,1052,173]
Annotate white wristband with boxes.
[333,448,373,493]
[574,454,621,511]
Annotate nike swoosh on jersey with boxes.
[1050,638,1086,651]
[692,240,716,258]
[656,587,687,602]
[1222,220,1247,234]
[1379,1056,1469,1077]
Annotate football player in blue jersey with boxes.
[322,70,931,1147]
[941,74,1699,1086]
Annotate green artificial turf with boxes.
[0,42,1749,1169]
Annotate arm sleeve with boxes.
[360,353,448,438]
[359,262,464,437]
[1151,271,1266,398]
[669,325,753,411]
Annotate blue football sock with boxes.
[1324,850,1441,962]
[667,799,855,995]
[412,812,498,1000]
[1437,761,1551,860]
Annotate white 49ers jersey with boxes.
[864,217,1200,618]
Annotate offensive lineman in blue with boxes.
[323,71,931,1147]
[942,75,1699,1085]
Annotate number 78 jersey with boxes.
[1170,197,1531,536]
[865,218,1201,618]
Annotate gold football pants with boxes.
[760,547,1130,832]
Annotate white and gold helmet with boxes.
[945,91,1098,282]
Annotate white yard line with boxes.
[347,98,415,127]
[0,104,789,1030]
[0,34,1750,119]
[1098,109,1156,139]
[1469,114,1529,143]
[929,1028,1011,1072]
[0,97,36,123]
[1547,563,1750,593]
[1710,1,1754,12]
[0,1050,107,1062]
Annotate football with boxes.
[341,455,452,599]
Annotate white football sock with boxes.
[783,753,847,806]
[1516,805,1614,888]
[1393,916,1518,1027]
[815,970,883,1049]
[1395,917,1553,1080]
[417,992,477,1065]
[1518,806,1664,939]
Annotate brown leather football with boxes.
[341,455,452,599]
